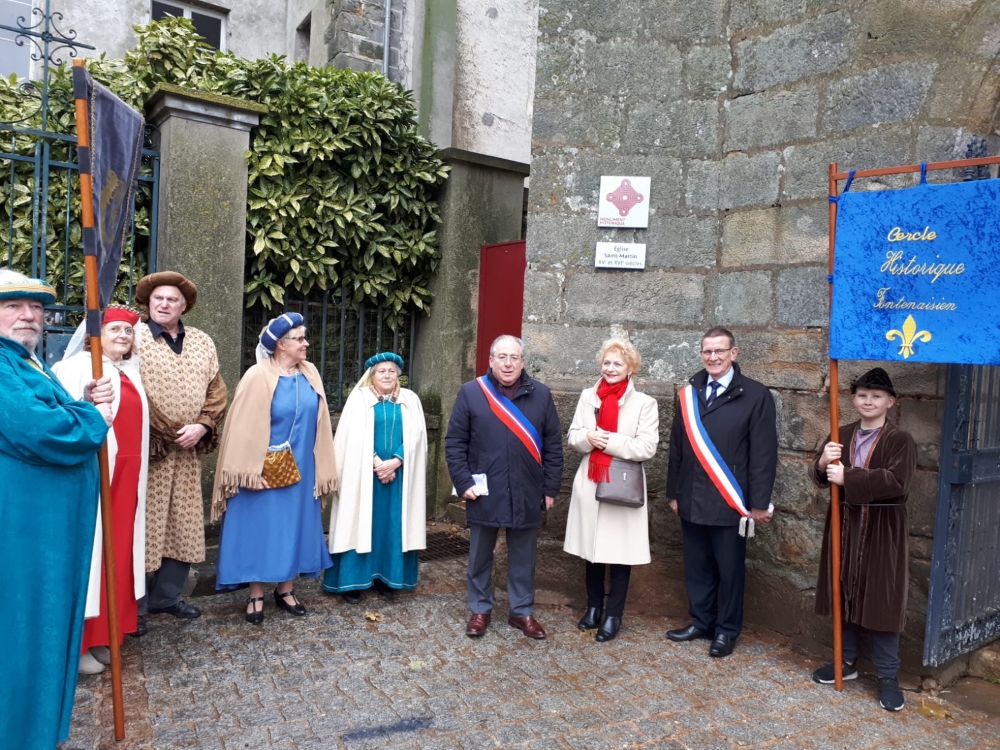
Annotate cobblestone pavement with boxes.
[63,554,1000,750]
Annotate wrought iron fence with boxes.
[0,0,159,365]
[242,290,416,412]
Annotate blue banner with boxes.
[830,178,1000,365]
[76,69,145,309]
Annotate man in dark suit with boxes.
[445,334,563,640]
[665,327,777,657]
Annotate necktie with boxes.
[706,380,721,407]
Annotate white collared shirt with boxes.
[706,366,735,401]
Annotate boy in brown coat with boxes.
[810,367,917,711]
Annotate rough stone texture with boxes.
[712,270,773,326]
[969,643,1000,680]
[686,152,782,211]
[721,204,828,267]
[725,88,819,152]
[684,44,731,97]
[624,99,719,157]
[527,0,1000,668]
[733,11,852,94]
[777,266,828,327]
[822,63,937,133]
[563,271,705,327]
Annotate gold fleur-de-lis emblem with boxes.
[885,314,931,359]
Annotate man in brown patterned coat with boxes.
[135,272,227,630]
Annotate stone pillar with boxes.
[411,149,527,517]
[146,83,266,502]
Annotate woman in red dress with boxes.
[54,305,150,675]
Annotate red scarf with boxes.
[587,377,629,483]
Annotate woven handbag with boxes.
[595,458,645,508]
[261,374,301,489]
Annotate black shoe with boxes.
[812,660,859,684]
[666,623,712,642]
[577,607,603,630]
[245,597,264,625]
[342,591,362,604]
[148,600,201,619]
[878,677,905,711]
[372,579,396,599]
[274,588,307,616]
[595,616,621,642]
[709,633,736,657]
[128,615,148,637]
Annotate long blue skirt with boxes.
[216,373,332,588]
[322,399,418,592]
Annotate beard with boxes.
[8,322,42,350]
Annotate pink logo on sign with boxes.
[606,179,645,217]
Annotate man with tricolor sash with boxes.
[665,327,777,657]
[445,335,564,640]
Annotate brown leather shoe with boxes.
[508,615,546,640]
[466,613,491,637]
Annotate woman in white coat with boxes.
[53,305,149,674]
[563,337,658,642]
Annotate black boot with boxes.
[595,616,621,642]
[577,606,603,630]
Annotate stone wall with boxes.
[326,0,406,81]
[526,0,1000,670]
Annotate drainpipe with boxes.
[382,0,392,77]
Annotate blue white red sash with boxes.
[678,384,749,519]
[476,375,542,465]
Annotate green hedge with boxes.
[0,17,448,324]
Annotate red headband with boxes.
[103,305,141,327]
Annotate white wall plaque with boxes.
[595,242,646,270]
[598,175,651,228]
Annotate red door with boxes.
[476,240,526,376]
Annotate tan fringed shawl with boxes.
[211,357,337,520]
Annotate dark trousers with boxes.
[842,622,901,679]
[584,561,632,617]
[140,557,191,613]
[680,519,747,639]
[467,524,539,618]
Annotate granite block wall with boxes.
[526,0,1000,667]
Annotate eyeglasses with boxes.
[286,335,307,342]
[492,354,523,363]
[700,348,733,358]
[374,368,398,376]
[105,326,134,337]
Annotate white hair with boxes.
[490,334,525,357]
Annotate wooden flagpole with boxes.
[827,163,844,691]
[72,57,126,741]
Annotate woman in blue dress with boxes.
[323,352,428,603]
[211,313,337,623]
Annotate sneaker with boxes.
[812,660,858,684]
[878,677,905,711]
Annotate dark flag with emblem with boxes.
[72,67,144,308]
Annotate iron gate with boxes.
[924,363,1000,665]
[923,137,1000,666]
[0,0,158,365]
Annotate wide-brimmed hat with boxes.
[0,269,56,305]
[134,271,197,312]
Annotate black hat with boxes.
[851,367,896,397]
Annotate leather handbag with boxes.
[595,458,645,508]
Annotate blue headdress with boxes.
[364,351,405,371]
[257,312,305,361]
